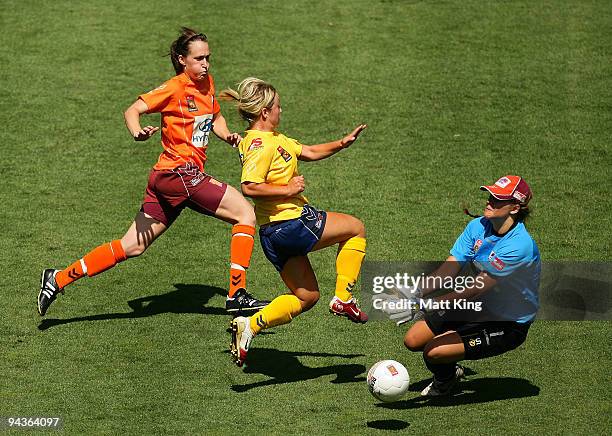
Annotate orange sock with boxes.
[55,240,127,289]
[228,224,255,297]
[55,259,86,289]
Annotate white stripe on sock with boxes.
[233,233,253,239]
[231,263,245,271]
[80,258,87,275]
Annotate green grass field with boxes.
[1,0,611,434]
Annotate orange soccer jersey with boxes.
[139,72,221,171]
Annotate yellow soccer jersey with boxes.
[239,130,308,225]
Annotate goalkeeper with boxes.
[381,176,540,396]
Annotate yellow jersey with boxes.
[239,130,308,225]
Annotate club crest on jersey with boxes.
[249,138,263,151]
[277,146,292,162]
[473,239,483,253]
[186,95,198,112]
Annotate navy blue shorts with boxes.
[259,204,327,272]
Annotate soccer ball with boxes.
[367,360,410,402]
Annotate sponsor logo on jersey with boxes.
[386,364,399,376]
[277,146,292,162]
[473,239,483,253]
[192,114,213,148]
[249,138,263,151]
[186,95,198,112]
[490,255,506,271]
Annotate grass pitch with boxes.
[1,0,610,434]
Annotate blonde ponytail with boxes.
[219,77,277,123]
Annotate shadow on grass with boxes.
[230,348,366,392]
[377,376,540,409]
[366,419,410,430]
[38,283,226,331]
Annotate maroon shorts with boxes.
[141,163,228,226]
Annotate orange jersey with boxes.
[139,72,221,171]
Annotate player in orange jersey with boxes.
[219,78,368,367]
[38,28,269,316]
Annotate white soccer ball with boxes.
[367,360,410,402]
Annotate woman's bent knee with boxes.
[238,207,256,226]
[423,343,450,363]
[404,332,426,352]
[122,242,146,258]
[298,291,320,311]
[355,218,366,238]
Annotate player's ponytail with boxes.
[219,78,277,124]
[218,88,240,102]
[462,204,481,219]
[462,203,531,222]
[169,27,208,75]
[516,205,530,222]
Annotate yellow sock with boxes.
[335,236,366,301]
[250,294,302,335]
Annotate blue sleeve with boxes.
[450,218,481,262]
